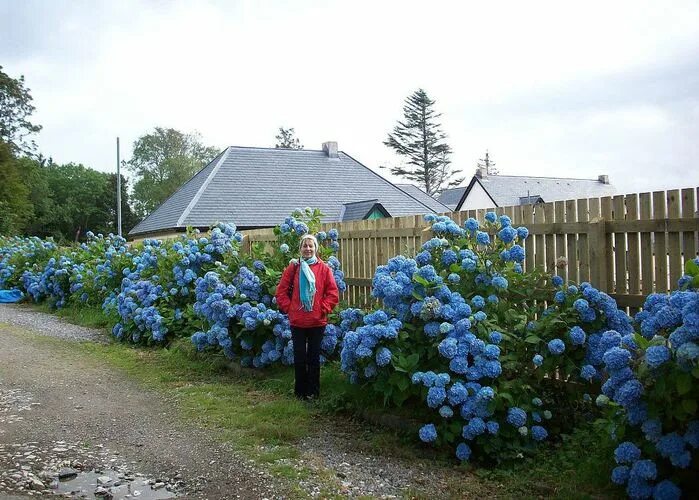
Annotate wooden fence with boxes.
[242,187,699,312]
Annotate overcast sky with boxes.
[2,0,698,194]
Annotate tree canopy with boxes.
[126,127,219,217]
[0,65,42,156]
[274,127,303,149]
[383,89,463,196]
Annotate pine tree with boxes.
[274,127,303,149]
[383,89,462,196]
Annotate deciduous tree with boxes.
[126,127,219,217]
[0,66,42,155]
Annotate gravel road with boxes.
[0,304,474,499]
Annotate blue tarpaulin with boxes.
[0,289,23,303]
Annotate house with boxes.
[129,142,443,239]
[437,166,618,211]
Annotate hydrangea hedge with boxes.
[337,212,697,497]
[2,211,697,498]
[340,213,633,461]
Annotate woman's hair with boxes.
[298,234,319,254]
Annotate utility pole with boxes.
[478,150,499,175]
[116,137,122,237]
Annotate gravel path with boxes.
[0,304,478,499]
[0,305,284,499]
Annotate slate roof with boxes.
[471,174,617,208]
[129,146,440,236]
[396,184,451,213]
[439,174,618,211]
[339,200,390,221]
[437,187,466,210]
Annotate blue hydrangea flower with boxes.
[652,480,682,500]
[476,231,490,246]
[533,354,543,366]
[455,442,471,461]
[611,465,630,485]
[507,407,527,427]
[614,441,641,464]
[531,425,548,441]
[645,345,671,368]
[569,326,586,346]
[547,338,565,355]
[581,364,596,380]
[419,423,437,443]
[552,275,564,287]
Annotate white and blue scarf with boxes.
[299,256,317,311]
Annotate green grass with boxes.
[16,304,622,499]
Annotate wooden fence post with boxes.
[240,234,251,255]
[588,217,608,292]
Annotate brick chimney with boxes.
[476,165,488,179]
[598,174,609,184]
[322,141,338,158]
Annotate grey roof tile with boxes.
[396,184,451,213]
[437,187,466,210]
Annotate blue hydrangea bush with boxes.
[339,212,635,463]
[104,223,243,344]
[190,208,347,368]
[0,235,58,292]
[2,232,133,309]
[594,259,699,499]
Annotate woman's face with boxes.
[300,239,316,259]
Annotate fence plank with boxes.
[534,205,545,269]
[543,203,555,272]
[613,195,628,295]
[554,201,566,283]
[601,197,613,292]
[626,194,640,298]
[565,199,578,283]
[523,205,534,272]
[639,192,654,297]
[681,188,697,264]
[667,189,682,287]
[588,217,608,291]
[653,191,668,292]
[577,198,590,283]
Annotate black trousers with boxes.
[291,326,324,399]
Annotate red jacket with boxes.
[275,258,340,328]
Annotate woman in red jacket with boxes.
[275,234,339,400]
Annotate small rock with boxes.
[153,482,165,490]
[97,475,111,485]
[29,478,45,490]
[58,468,79,479]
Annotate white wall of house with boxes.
[460,181,497,210]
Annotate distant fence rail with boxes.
[242,187,699,312]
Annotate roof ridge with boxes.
[343,198,380,206]
[177,147,231,227]
[484,174,607,182]
[225,145,331,153]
